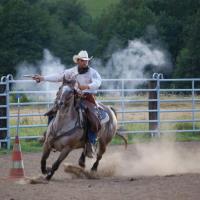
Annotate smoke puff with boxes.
[14,49,66,99]
[92,39,172,79]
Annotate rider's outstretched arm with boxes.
[32,73,64,83]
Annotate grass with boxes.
[20,139,42,152]
[10,127,46,138]
[2,93,200,154]
[176,132,200,141]
[0,139,42,155]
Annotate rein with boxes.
[49,103,87,146]
[51,125,81,143]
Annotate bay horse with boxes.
[41,79,127,180]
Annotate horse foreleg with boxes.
[41,145,51,175]
[78,151,86,168]
[91,142,106,171]
[46,147,71,181]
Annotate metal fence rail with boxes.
[1,73,200,149]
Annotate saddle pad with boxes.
[97,109,109,124]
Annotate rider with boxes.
[32,50,102,158]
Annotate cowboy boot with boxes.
[85,142,95,158]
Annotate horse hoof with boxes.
[42,170,47,175]
[46,172,52,181]
[79,161,85,168]
[91,167,97,172]
[78,152,86,168]
[45,175,51,181]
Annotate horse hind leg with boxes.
[46,147,71,181]
[91,142,106,171]
[78,151,86,168]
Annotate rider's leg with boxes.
[88,129,96,144]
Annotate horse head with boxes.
[59,79,76,108]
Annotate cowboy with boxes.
[32,50,102,158]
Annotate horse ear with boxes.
[62,75,68,85]
[62,76,72,86]
[62,76,76,88]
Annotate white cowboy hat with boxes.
[73,50,93,63]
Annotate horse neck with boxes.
[54,100,78,131]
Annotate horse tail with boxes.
[110,107,127,149]
[110,106,117,119]
[116,131,128,149]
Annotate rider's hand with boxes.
[32,74,44,83]
[78,84,89,90]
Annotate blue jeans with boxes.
[88,130,96,144]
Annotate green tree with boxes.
[147,0,200,64]
[0,0,97,76]
[0,0,51,76]
[38,0,97,64]
[174,10,200,78]
[94,0,156,58]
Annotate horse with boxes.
[41,79,127,180]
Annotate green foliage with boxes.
[0,0,200,79]
[174,10,200,78]
[0,0,96,76]
[94,0,156,57]
[79,0,120,18]
[10,93,30,103]
[0,0,51,75]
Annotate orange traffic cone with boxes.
[9,135,25,179]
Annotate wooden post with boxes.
[148,80,158,135]
[0,81,7,148]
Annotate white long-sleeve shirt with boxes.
[43,66,102,91]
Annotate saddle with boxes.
[80,99,109,133]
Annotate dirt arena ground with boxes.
[1,141,200,200]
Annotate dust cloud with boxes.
[98,141,200,177]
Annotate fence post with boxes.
[0,76,7,148]
[148,73,163,137]
[148,79,158,136]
